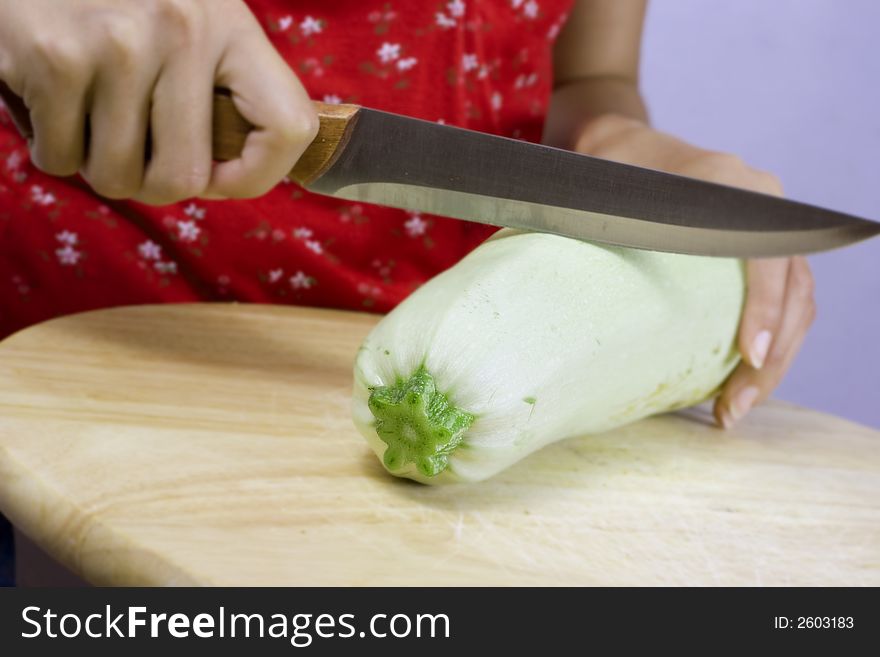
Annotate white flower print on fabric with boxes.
[54,231,82,266]
[462,53,479,72]
[377,42,401,63]
[268,268,284,283]
[11,274,31,298]
[154,261,178,275]
[435,12,456,29]
[547,14,567,40]
[30,185,55,206]
[293,226,324,255]
[368,8,398,24]
[183,203,206,219]
[338,205,366,224]
[447,0,466,18]
[371,258,396,283]
[396,57,417,72]
[491,92,503,111]
[5,150,23,171]
[404,214,428,237]
[289,271,315,290]
[302,57,326,77]
[300,16,323,36]
[523,1,540,19]
[55,245,81,266]
[515,72,539,89]
[177,220,201,242]
[278,15,293,31]
[323,94,342,104]
[357,281,383,307]
[55,230,78,245]
[511,0,524,8]
[138,240,162,261]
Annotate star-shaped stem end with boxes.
[368,366,475,478]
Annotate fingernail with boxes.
[750,330,772,369]
[729,386,760,423]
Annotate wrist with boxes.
[542,75,649,151]
[568,112,648,155]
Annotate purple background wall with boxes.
[641,0,880,428]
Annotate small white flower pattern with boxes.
[53,231,82,266]
[177,220,201,243]
[5,151,23,172]
[447,0,466,18]
[290,271,315,290]
[0,1,573,336]
[183,203,206,220]
[31,185,55,206]
[396,57,417,72]
[300,16,323,36]
[404,214,428,237]
[55,245,81,266]
[138,240,162,261]
[56,230,78,246]
[377,42,401,63]
[435,12,456,29]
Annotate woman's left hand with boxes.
[570,114,816,428]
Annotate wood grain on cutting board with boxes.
[0,304,876,586]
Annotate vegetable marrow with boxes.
[353,231,745,484]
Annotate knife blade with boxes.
[212,94,879,257]
[2,80,877,258]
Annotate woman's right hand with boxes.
[0,0,318,204]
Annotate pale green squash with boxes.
[352,230,745,484]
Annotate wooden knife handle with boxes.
[0,82,360,187]
[212,91,360,186]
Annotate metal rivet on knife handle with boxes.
[211,91,361,186]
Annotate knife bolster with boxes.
[212,93,360,187]
[290,102,361,186]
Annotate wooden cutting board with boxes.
[0,304,877,586]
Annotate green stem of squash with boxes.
[367,366,475,478]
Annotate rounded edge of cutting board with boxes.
[0,443,203,586]
[0,302,379,586]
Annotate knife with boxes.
[217,94,877,257]
[2,83,878,257]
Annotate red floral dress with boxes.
[0,1,572,339]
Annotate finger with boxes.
[749,257,815,406]
[135,55,213,205]
[715,314,811,429]
[80,37,152,199]
[716,257,815,427]
[205,33,318,199]
[23,43,91,176]
[738,258,791,369]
